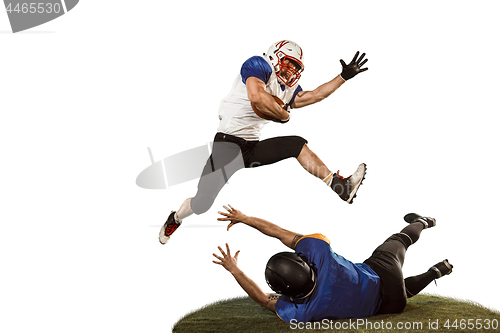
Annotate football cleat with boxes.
[330,163,366,204]
[159,211,181,245]
[404,213,436,229]
[429,259,453,278]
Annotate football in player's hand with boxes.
[251,96,286,121]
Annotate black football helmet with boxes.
[265,252,316,299]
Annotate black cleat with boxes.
[404,213,436,229]
[430,259,453,278]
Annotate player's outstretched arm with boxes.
[291,75,345,109]
[212,244,278,312]
[291,51,368,109]
[217,205,302,250]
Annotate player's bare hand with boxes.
[340,51,368,80]
[212,243,240,274]
[218,204,247,230]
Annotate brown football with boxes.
[251,96,286,121]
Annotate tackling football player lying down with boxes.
[212,205,453,322]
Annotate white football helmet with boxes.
[265,40,304,87]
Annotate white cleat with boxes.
[346,163,366,204]
[159,211,181,245]
[330,163,366,204]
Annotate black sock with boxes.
[404,270,438,298]
[399,222,425,247]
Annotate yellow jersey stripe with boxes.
[296,233,331,246]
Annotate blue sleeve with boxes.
[275,296,297,322]
[295,236,331,266]
[240,56,273,84]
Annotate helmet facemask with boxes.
[275,55,303,87]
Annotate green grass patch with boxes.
[173,294,500,332]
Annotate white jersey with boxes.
[217,55,302,141]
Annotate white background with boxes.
[1,1,499,332]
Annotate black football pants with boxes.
[190,132,307,214]
[364,222,438,314]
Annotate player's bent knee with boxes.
[190,194,215,215]
[288,136,308,158]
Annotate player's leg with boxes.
[244,135,307,168]
[405,260,453,298]
[186,133,246,214]
[158,198,193,245]
[370,215,435,268]
[363,214,436,313]
[159,135,245,244]
[246,136,342,181]
[176,198,193,220]
[248,137,366,203]
[297,143,366,203]
[296,143,332,179]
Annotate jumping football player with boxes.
[213,205,453,321]
[160,41,369,244]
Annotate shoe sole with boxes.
[159,236,170,245]
[443,259,453,274]
[404,213,423,223]
[347,163,366,204]
[159,224,171,244]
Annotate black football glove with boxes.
[340,51,368,80]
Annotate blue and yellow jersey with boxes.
[275,234,382,322]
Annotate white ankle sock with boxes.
[175,198,194,221]
[323,172,334,187]
[173,212,182,224]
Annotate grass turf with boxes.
[172,294,500,332]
